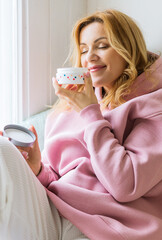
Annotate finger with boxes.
[65,84,73,89]
[54,81,76,99]
[65,84,78,91]
[21,151,29,160]
[29,125,39,148]
[52,77,77,90]
[52,76,62,86]
[16,147,29,160]
[52,77,62,94]
[0,131,10,141]
[71,85,78,91]
[29,125,37,139]
[84,72,93,93]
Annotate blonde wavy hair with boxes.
[54,9,158,111]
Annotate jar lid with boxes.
[3,124,36,147]
[57,67,88,73]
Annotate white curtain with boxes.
[0,0,21,129]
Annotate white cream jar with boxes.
[56,67,88,84]
[3,124,36,147]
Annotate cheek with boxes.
[117,58,127,73]
[111,55,126,74]
[81,56,86,67]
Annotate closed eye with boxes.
[98,44,109,49]
[81,50,88,54]
[80,43,109,54]
[80,47,89,54]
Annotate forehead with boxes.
[79,22,107,43]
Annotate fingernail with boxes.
[85,72,90,77]
[22,151,28,159]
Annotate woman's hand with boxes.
[0,126,42,176]
[52,72,98,112]
[18,125,42,176]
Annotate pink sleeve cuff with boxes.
[80,104,104,124]
[37,162,59,187]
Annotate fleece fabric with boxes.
[38,56,162,240]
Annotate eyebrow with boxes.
[80,37,107,45]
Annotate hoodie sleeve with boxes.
[37,162,59,187]
[80,103,162,203]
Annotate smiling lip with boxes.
[89,65,106,72]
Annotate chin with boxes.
[91,75,107,88]
[92,81,103,88]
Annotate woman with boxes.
[1,9,162,240]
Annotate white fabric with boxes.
[0,136,88,240]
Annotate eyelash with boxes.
[80,51,88,55]
[98,46,108,49]
[80,45,109,54]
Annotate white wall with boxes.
[50,0,87,106]
[50,0,87,77]
[87,0,162,54]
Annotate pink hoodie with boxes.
[38,57,162,240]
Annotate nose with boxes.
[86,48,99,62]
